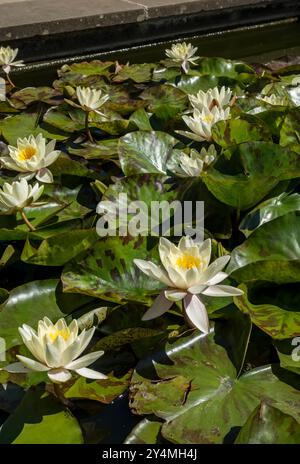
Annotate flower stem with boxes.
[5,72,15,88]
[85,111,94,143]
[21,210,36,231]
[52,383,73,407]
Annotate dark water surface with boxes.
[11,18,300,87]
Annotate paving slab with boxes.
[0,0,285,40]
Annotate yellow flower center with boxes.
[48,328,71,343]
[18,146,37,161]
[202,113,214,124]
[176,254,201,270]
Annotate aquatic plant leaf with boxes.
[130,332,300,444]
[235,402,300,444]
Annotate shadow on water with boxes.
[8,18,300,88]
[77,392,140,444]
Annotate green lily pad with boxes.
[43,108,83,133]
[62,235,163,304]
[280,108,300,153]
[235,402,300,444]
[129,108,152,131]
[212,118,271,148]
[118,131,178,175]
[240,193,300,237]
[102,173,180,236]
[58,60,114,78]
[202,142,300,209]
[21,229,99,266]
[125,418,163,444]
[130,332,300,444]
[11,87,63,106]
[0,113,67,144]
[68,139,119,160]
[0,387,83,444]
[0,280,65,350]
[234,284,300,340]
[197,57,254,79]
[274,339,300,376]
[64,372,131,404]
[140,84,188,121]
[113,63,156,83]
[227,212,300,283]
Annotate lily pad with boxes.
[141,84,188,121]
[0,280,65,350]
[235,402,300,444]
[0,113,67,144]
[130,332,300,444]
[240,193,300,237]
[227,212,300,283]
[202,142,300,209]
[62,235,163,304]
[118,131,178,175]
[0,387,83,444]
[233,284,300,340]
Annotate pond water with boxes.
[12,18,300,87]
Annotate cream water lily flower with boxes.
[0,46,24,74]
[177,106,231,142]
[165,42,199,74]
[66,86,109,142]
[189,86,232,111]
[134,237,243,333]
[0,178,43,212]
[75,86,109,113]
[1,134,60,183]
[4,317,107,383]
[174,145,217,177]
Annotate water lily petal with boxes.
[43,149,60,167]
[142,291,173,321]
[198,255,231,284]
[184,294,210,333]
[48,368,72,383]
[202,284,244,297]
[36,168,53,183]
[134,259,172,286]
[16,355,49,372]
[74,367,107,380]
[1,156,21,171]
[164,289,187,301]
[205,271,228,285]
[187,284,207,294]
[66,350,104,370]
[3,362,32,373]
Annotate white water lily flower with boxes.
[0,46,24,74]
[1,134,60,183]
[75,86,109,113]
[4,317,107,383]
[256,94,290,106]
[134,237,243,334]
[165,42,199,73]
[189,86,232,111]
[174,145,217,177]
[177,106,231,142]
[0,178,43,212]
